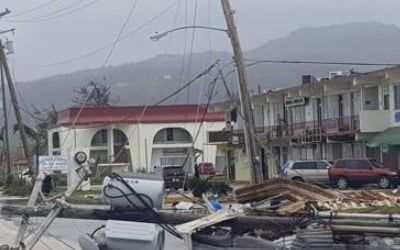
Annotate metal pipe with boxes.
[316,211,400,221]
[331,225,400,234]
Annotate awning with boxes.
[367,127,400,148]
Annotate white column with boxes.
[107,125,114,163]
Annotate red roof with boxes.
[57,105,226,126]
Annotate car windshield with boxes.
[370,159,384,168]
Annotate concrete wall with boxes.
[48,121,226,175]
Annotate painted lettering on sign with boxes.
[38,155,68,172]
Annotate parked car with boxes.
[281,160,331,185]
[197,162,216,175]
[328,158,399,189]
[154,165,185,189]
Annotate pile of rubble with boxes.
[234,178,400,215]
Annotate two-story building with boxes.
[209,66,400,182]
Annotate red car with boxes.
[328,158,399,189]
[197,163,216,175]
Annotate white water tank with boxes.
[102,173,165,209]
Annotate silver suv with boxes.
[281,160,331,185]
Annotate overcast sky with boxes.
[2,0,400,81]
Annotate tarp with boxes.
[367,126,400,148]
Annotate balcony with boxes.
[268,116,359,139]
[208,116,360,145]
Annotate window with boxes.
[394,85,400,109]
[344,160,369,169]
[316,161,329,169]
[370,159,383,168]
[52,132,60,149]
[292,162,316,170]
[153,128,192,144]
[384,94,390,110]
[166,128,174,141]
[91,129,108,146]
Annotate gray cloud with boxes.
[2,0,400,81]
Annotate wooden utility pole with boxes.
[0,40,31,172]
[0,65,10,176]
[220,0,263,184]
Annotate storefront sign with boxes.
[284,97,306,108]
[38,155,68,172]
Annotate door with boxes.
[315,161,330,184]
[289,161,317,182]
[344,159,374,183]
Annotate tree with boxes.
[72,80,116,107]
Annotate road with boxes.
[0,197,187,250]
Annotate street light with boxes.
[149,25,228,41]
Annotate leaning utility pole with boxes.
[0,65,10,176]
[220,0,263,184]
[0,40,31,172]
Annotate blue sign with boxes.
[395,111,400,122]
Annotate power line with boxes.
[28,0,100,23]
[3,0,86,22]
[5,0,59,18]
[102,0,139,67]
[20,0,180,67]
[244,59,400,67]
[154,60,219,105]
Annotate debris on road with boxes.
[235,178,400,214]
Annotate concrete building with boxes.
[209,66,400,182]
[48,105,226,176]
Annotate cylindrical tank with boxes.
[102,173,165,209]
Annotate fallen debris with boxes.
[235,178,400,214]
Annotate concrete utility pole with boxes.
[0,65,11,176]
[220,0,263,184]
[0,40,31,172]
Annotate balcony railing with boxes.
[208,116,359,144]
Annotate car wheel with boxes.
[337,177,348,189]
[378,176,390,189]
[292,177,304,182]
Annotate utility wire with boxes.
[244,59,400,67]
[102,0,139,67]
[27,0,100,23]
[20,0,180,67]
[4,0,86,22]
[5,0,59,18]
[154,60,219,105]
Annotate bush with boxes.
[4,176,32,196]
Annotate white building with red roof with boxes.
[48,104,227,177]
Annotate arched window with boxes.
[90,129,130,164]
[113,129,130,163]
[91,129,108,146]
[153,128,192,144]
[90,129,108,163]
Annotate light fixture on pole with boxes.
[150,25,228,41]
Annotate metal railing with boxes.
[208,116,360,143]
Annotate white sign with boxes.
[284,97,306,108]
[39,155,68,172]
